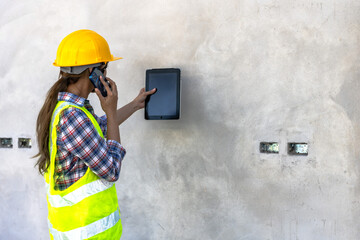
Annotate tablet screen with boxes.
[145,68,180,120]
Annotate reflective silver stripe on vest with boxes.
[48,208,120,240]
[46,179,114,208]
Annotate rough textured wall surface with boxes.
[1,0,360,239]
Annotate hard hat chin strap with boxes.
[60,63,102,75]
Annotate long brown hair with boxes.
[34,70,88,175]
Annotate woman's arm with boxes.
[58,107,126,182]
[95,77,120,143]
[116,88,156,125]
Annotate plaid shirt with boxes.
[54,92,126,190]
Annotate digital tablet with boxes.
[145,68,181,120]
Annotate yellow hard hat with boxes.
[53,29,122,67]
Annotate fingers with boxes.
[106,77,118,96]
[99,76,116,96]
[144,88,156,96]
[99,76,111,95]
[94,88,104,101]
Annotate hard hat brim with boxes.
[112,57,123,61]
[53,56,123,67]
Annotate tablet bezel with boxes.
[145,68,181,120]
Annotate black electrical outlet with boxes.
[288,143,308,156]
[260,142,279,154]
[0,138,13,148]
[18,138,32,148]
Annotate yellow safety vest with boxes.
[44,101,122,240]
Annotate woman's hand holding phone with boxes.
[95,76,118,116]
[89,68,111,97]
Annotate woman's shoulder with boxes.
[58,106,90,126]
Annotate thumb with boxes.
[146,88,157,95]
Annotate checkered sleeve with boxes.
[84,102,108,138]
[93,114,108,138]
[58,107,126,182]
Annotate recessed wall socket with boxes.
[18,138,32,148]
[260,142,279,154]
[0,138,13,148]
[288,143,308,156]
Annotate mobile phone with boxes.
[89,67,111,97]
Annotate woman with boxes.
[34,29,155,239]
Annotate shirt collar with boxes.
[58,92,88,107]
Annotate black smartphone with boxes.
[89,67,111,97]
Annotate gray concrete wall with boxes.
[1,0,360,239]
